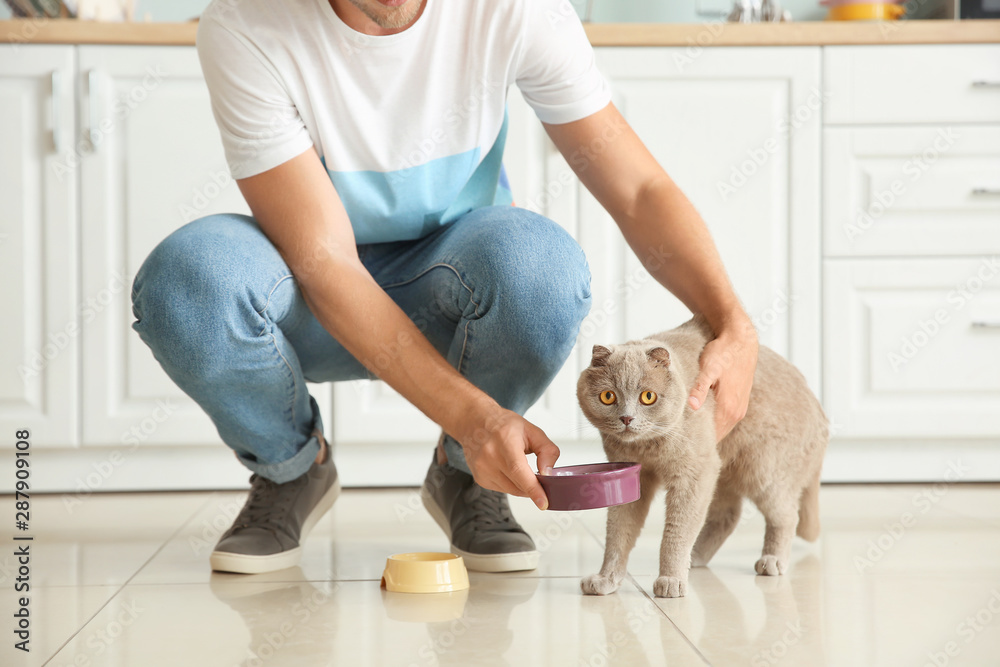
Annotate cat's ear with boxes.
[591,345,612,367]
[647,347,670,367]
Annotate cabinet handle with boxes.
[50,70,61,155]
[971,81,1000,88]
[88,69,100,150]
[972,188,1000,196]
[971,320,1000,329]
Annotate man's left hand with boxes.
[687,316,759,442]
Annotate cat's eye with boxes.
[639,390,657,405]
[599,390,616,405]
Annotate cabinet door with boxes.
[0,45,77,447]
[77,46,331,447]
[581,47,822,394]
[824,258,1000,438]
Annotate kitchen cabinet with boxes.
[0,45,77,447]
[0,44,331,491]
[822,44,1000,481]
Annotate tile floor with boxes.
[3,483,1000,666]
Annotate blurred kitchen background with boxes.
[0,0,963,22]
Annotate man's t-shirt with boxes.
[197,0,612,244]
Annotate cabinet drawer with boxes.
[824,45,1000,124]
[823,126,1000,257]
[824,259,1000,438]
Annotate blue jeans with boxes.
[131,206,592,483]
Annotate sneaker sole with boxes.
[419,485,539,574]
[210,476,342,575]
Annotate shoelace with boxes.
[463,484,517,530]
[232,474,303,533]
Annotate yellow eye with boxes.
[639,391,657,405]
[599,390,616,405]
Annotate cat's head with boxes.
[577,342,687,442]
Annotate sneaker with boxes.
[210,436,340,574]
[420,453,539,573]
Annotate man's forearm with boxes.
[296,253,500,442]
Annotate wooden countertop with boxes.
[1,18,998,46]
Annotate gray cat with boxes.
[577,316,827,598]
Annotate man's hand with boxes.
[688,317,759,442]
[455,404,560,511]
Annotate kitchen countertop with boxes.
[1,18,998,46]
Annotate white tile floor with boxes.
[4,484,1000,666]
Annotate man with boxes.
[131,0,758,575]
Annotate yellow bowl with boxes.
[827,3,905,20]
[380,552,470,594]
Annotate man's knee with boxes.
[131,214,260,350]
[463,207,592,353]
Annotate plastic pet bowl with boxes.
[536,462,642,511]
[380,552,470,594]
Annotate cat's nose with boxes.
[620,416,633,426]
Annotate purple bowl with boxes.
[536,462,641,511]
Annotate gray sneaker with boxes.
[420,453,539,573]
[210,442,340,574]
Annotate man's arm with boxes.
[543,103,759,441]
[236,147,558,508]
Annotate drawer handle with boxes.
[50,70,61,155]
[972,188,1000,196]
[972,81,1000,88]
[88,69,100,151]
[971,320,1000,329]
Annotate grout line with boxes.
[41,492,218,666]
[624,574,713,667]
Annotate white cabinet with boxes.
[824,258,1000,438]
[0,45,77,447]
[823,126,1000,257]
[580,47,822,391]
[78,46,251,446]
[821,44,1000,481]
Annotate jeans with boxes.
[131,205,592,483]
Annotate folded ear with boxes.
[647,346,670,367]
[591,345,612,367]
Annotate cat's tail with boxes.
[796,473,821,542]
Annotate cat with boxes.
[577,315,827,598]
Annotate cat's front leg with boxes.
[582,486,654,596]
[655,461,719,598]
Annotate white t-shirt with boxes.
[196,0,611,244]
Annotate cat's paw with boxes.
[581,574,621,596]
[653,575,687,598]
[754,554,787,576]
